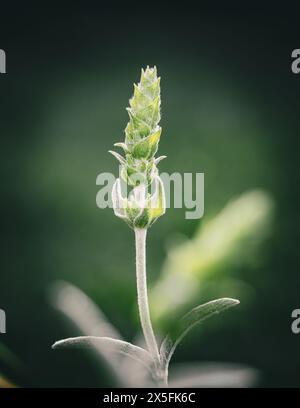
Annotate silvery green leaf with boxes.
[49,281,130,385]
[50,281,121,340]
[52,336,154,372]
[160,298,240,372]
[118,334,150,387]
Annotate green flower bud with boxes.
[112,176,166,229]
[110,66,166,229]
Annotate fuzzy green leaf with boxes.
[52,336,153,371]
[160,298,240,372]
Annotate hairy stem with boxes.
[134,228,160,363]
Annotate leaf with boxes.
[52,336,154,372]
[50,281,122,340]
[160,298,240,372]
[49,281,130,386]
[118,334,153,387]
[150,190,273,324]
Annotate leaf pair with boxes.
[51,281,240,386]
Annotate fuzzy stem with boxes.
[134,228,160,363]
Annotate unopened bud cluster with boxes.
[110,66,166,229]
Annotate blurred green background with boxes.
[0,3,300,387]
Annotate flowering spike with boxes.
[110,66,166,229]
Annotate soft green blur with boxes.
[150,190,273,326]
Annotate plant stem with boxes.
[134,228,160,363]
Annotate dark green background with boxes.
[0,3,299,386]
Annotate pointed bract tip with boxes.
[109,150,126,164]
[154,155,167,165]
[226,298,240,305]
